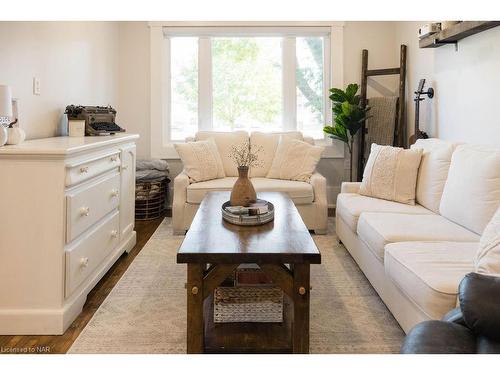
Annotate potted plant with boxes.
[323,83,371,181]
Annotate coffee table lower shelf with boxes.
[204,293,293,354]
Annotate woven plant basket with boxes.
[213,286,283,323]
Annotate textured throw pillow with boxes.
[360,144,423,205]
[475,206,500,276]
[266,137,324,182]
[174,138,225,183]
[249,131,304,177]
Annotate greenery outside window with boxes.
[164,27,331,141]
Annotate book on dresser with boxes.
[0,134,139,335]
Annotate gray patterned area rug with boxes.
[69,218,404,354]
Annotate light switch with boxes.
[33,77,41,95]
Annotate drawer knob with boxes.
[79,207,90,216]
[111,230,118,238]
[122,164,129,170]
[80,257,89,268]
[111,189,119,198]
[111,155,119,162]
[79,166,89,174]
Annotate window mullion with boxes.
[198,37,212,131]
[282,37,296,131]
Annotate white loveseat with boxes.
[173,131,328,235]
[336,139,500,333]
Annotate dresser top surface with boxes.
[0,134,139,156]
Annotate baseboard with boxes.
[0,232,137,335]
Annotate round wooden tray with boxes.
[221,199,274,226]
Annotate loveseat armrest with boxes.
[341,181,362,194]
[172,171,190,234]
[310,172,327,201]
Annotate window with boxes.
[163,27,332,141]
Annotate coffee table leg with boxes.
[187,263,204,353]
[292,263,310,354]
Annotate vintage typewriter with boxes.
[65,105,125,136]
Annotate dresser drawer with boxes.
[65,211,120,297]
[66,151,121,186]
[66,172,120,243]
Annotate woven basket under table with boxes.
[213,286,283,323]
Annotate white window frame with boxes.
[150,22,345,159]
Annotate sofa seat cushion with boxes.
[336,193,433,232]
[357,213,479,262]
[385,241,478,320]
[251,178,314,204]
[186,177,314,205]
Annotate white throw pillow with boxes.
[266,137,324,182]
[475,206,500,276]
[439,144,500,235]
[410,138,457,213]
[174,138,225,183]
[249,131,304,177]
[195,131,249,177]
[359,144,423,205]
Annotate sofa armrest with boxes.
[459,272,500,341]
[172,171,190,234]
[442,307,466,326]
[341,181,362,194]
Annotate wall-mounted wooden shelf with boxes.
[419,21,500,49]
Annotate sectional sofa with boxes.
[173,131,328,235]
[336,139,500,333]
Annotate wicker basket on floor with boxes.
[135,177,168,220]
[214,286,283,323]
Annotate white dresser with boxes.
[0,134,139,334]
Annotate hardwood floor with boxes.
[0,217,165,354]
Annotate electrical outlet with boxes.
[33,77,41,95]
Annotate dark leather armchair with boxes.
[401,272,500,354]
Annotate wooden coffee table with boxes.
[177,191,321,354]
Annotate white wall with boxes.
[0,22,120,139]
[395,22,500,145]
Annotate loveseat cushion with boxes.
[410,138,456,213]
[186,177,314,205]
[385,241,477,320]
[439,144,500,235]
[357,213,479,262]
[336,193,433,232]
[195,131,249,177]
[249,131,303,177]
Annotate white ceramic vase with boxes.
[0,126,8,146]
[7,127,26,145]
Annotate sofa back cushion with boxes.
[195,131,249,176]
[475,206,500,276]
[359,144,423,205]
[249,131,304,177]
[410,138,456,213]
[440,144,500,235]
